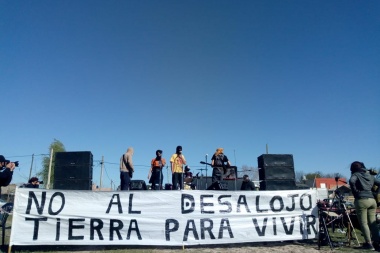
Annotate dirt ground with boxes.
[11,240,362,253]
[151,242,333,253]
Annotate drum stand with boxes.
[197,168,207,190]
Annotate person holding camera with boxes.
[349,161,380,250]
[24,177,41,188]
[0,155,16,188]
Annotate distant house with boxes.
[315,177,351,199]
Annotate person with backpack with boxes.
[211,148,231,183]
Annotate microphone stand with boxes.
[205,154,208,190]
[234,167,237,191]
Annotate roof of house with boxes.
[315,178,348,190]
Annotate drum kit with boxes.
[184,170,197,190]
[168,163,238,190]
[165,155,237,190]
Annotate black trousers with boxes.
[150,168,163,190]
[172,172,183,190]
[212,167,223,183]
[120,171,131,190]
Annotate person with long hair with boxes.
[349,161,380,250]
[211,148,231,183]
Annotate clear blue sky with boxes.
[1,0,379,188]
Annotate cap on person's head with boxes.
[156,150,163,156]
[0,155,9,163]
[176,146,182,153]
[29,177,38,183]
[243,174,249,179]
[185,166,190,171]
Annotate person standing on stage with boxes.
[349,161,380,250]
[148,150,166,190]
[119,147,134,191]
[240,175,255,190]
[170,146,186,190]
[211,148,231,183]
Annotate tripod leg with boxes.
[345,210,361,246]
[319,211,334,250]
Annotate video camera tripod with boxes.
[318,176,360,249]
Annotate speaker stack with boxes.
[54,151,93,190]
[258,154,296,191]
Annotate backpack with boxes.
[214,154,225,167]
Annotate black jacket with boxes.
[241,180,255,190]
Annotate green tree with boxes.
[37,139,65,186]
[305,171,323,180]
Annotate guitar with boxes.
[200,161,237,169]
[199,161,237,178]
[200,161,213,167]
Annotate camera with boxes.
[369,169,378,175]
[5,161,19,167]
[38,181,44,184]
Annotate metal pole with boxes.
[28,154,34,180]
[205,154,208,190]
[100,156,104,190]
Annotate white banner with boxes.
[10,188,319,246]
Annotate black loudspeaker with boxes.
[54,151,93,190]
[260,180,296,191]
[207,181,228,190]
[165,184,173,190]
[258,154,295,180]
[54,179,92,190]
[130,180,147,190]
[221,179,244,191]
